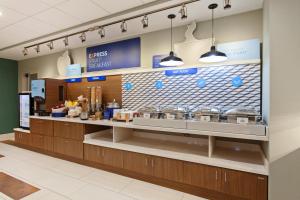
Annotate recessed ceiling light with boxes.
[0,11,3,16]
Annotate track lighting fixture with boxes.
[141,15,149,28]
[22,48,28,56]
[121,20,127,33]
[63,37,69,47]
[224,0,231,10]
[79,32,86,43]
[47,41,54,50]
[199,4,228,63]
[35,45,40,54]
[22,0,202,55]
[160,14,184,67]
[98,27,105,38]
[179,4,187,19]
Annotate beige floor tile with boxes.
[69,184,135,200]
[121,180,184,200]
[80,169,134,192]
[22,190,70,200]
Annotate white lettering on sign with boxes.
[89,51,108,59]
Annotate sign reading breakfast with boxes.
[86,37,141,72]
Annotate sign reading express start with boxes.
[87,37,141,72]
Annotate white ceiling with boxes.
[0,0,263,61]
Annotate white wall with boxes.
[263,0,300,199]
[18,10,262,92]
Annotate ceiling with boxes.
[0,0,263,61]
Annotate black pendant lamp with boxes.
[199,4,227,63]
[160,14,184,67]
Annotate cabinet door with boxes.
[153,157,184,183]
[102,147,123,168]
[123,151,153,176]
[222,169,257,200]
[30,119,53,136]
[256,176,268,200]
[54,137,83,159]
[183,162,222,192]
[84,144,104,164]
[54,122,84,140]
[15,132,31,146]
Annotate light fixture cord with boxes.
[211,7,215,46]
[171,17,173,52]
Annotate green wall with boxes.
[0,58,18,134]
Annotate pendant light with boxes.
[199,4,227,63]
[160,14,184,67]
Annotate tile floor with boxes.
[0,133,208,200]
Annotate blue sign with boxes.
[152,55,169,68]
[66,64,81,77]
[87,76,106,82]
[165,68,198,76]
[197,79,206,88]
[87,37,141,72]
[217,39,260,61]
[155,81,164,89]
[125,82,133,91]
[65,78,82,83]
[232,76,243,88]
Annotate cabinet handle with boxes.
[64,123,69,126]
[215,170,218,180]
[258,177,265,181]
[224,172,227,183]
[151,159,154,167]
[145,158,148,166]
[102,150,105,157]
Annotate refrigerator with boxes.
[19,93,34,130]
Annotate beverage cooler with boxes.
[19,92,34,130]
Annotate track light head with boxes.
[79,32,86,43]
[47,41,54,50]
[98,27,105,38]
[22,48,28,56]
[224,0,231,10]
[63,37,69,47]
[179,4,187,19]
[141,15,149,28]
[35,45,40,54]
[121,20,127,33]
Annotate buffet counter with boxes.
[13,116,268,200]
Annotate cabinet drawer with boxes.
[54,137,83,159]
[84,144,123,168]
[30,119,53,136]
[31,134,53,152]
[54,121,84,140]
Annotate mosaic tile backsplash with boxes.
[122,64,261,112]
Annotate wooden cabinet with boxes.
[153,157,184,182]
[54,121,84,140]
[256,176,268,200]
[30,119,53,136]
[54,137,83,159]
[84,144,123,168]
[123,151,153,176]
[183,162,222,191]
